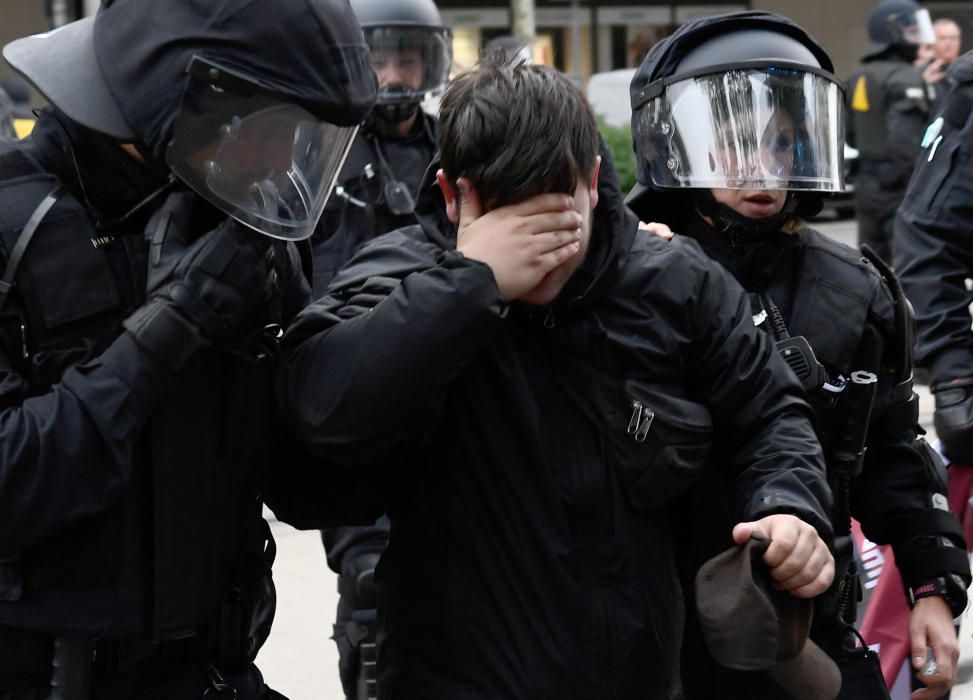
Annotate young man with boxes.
[279,60,835,699]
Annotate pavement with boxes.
[257,213,973,699]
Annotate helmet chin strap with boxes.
[694,190,799,246]
[373,100,421,126]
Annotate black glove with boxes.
[933,384,973,464]
[124,194,277,372]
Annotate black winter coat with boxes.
[278,157,833,700]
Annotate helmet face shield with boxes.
[633,66,845,192]
[900,8,936,45]
[166,58,358,241]
[365,26,452,103]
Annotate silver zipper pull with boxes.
[635,407,654,443]
[627,400,643,434]
[20,322,28,360]
[543,311,555,329]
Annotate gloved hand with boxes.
[124,193,278,372]
[933,384,973,464]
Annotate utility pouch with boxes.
[212,519,277,674]
[833,628,891,700]
[933,385,973,464]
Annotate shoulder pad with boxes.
[948,50,973,84]
[800,228,872,270]
[883,64,926,99]
[0,143,43,183]
[327,225,440,295]
[801,228,894,327]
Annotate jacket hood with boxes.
[413,137,638,309]
[94,0,377,159]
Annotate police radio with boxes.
[775,335,827,393]
[754,293,828,394]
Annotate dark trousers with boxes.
[855,176,905,266]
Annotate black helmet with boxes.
[865,0,935,59]
[4,0,378,241]
[483,35,532,65]
[627,11,845,230]
[351,0,452,124]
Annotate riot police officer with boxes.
[311,0,450,294]
[0,0,376,697]
[848,0,936,263]
[628,11,970,699]
[896,48,973,524]
[310,0,450,697]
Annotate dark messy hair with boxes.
[438,58,598,208]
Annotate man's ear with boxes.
[436,169,460,224]
[589,155,602,211]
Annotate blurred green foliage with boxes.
[596,117,637,196]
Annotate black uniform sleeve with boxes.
[677,242,834,540]
[895,83,973,386]
[279,231,507,466]
[851,302,970,595]
[0,331,173,554]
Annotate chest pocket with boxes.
[796,277,869,376]
[551,350,713,511]
[0,178,124,387]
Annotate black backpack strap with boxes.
[0,184,63,312]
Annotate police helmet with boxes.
[483,35,532,66]
[868,0,935,50]
[627,12,845,224]
[351,0,452,122]
[3,0,378,241]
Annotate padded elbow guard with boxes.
[934,385,973,464]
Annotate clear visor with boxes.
[633,68,845,192]
[901,8,937,45]
[166,73,358,241]
[365,26,452,103]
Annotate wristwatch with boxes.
[908,575,968,618]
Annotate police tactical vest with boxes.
[850,60,928,161]
[0,141,276,646]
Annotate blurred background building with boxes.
[2,0,971,91]
[441,0,973,80]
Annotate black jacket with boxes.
[278,155,833,699]
[896,51,973,387]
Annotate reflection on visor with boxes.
[907,9,937,46]
[633,68,845,192]
[167,74,358,240]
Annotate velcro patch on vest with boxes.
[852,76,870,112]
